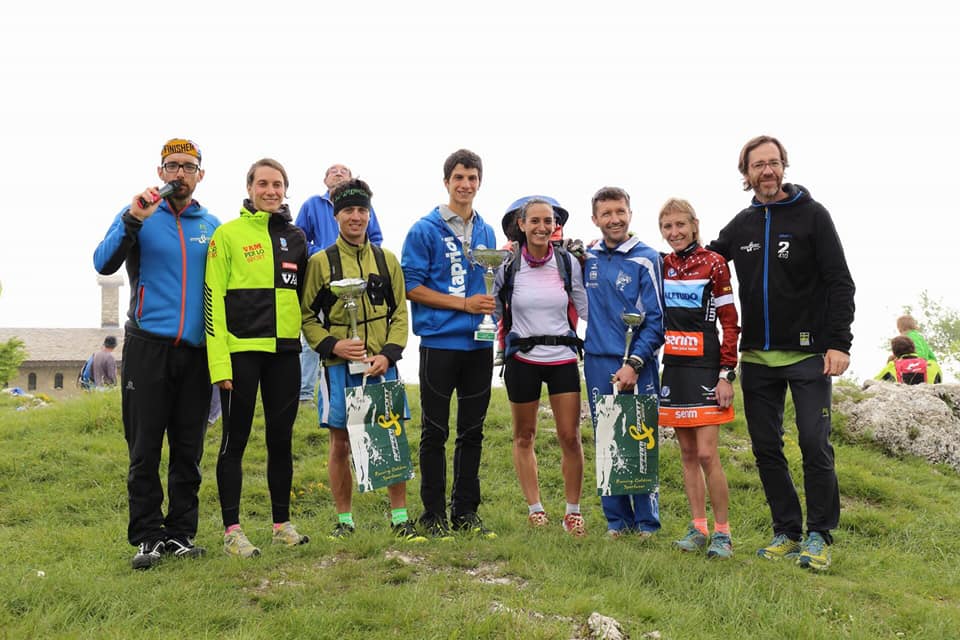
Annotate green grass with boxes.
[1,385,959,639]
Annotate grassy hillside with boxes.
[1,384,958,639]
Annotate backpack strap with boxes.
[370,244,396,320]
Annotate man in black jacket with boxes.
[708,135,855,571]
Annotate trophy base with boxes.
[349,360,368,376]
[473,329,496,342]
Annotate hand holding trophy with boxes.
[330,278,369,375]
[468,248,514,342]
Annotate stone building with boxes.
[0,274,124,397]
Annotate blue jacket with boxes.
[94,200,219,347]
[401,207,497,350]
[583,235,665,363]
[295,191,383,256]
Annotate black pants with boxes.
[418,346,493,520]
[741,357,839,542]
[121,335,210,546]
[217,351,300,528]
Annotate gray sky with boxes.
[1,1,956,382]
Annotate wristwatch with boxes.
[625,355,645,374]
[719,368,736,382]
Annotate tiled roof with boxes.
[0,328,124,362]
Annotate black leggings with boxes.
[217,351,300,527]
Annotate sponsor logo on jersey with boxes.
[740,241,761,253]
[244,242,265,262]
[444,236,467,296]
[615,270,631,292]
[280,237,288,251]
[664,330,704,356]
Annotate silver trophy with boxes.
[621,310,646,364]
[330,278,369,375]
[469,248,514,342]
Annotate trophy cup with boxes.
[469,248,514,342]
[621,310,646,364]
[330,278,369,375]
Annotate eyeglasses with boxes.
[162,161,200,174]
[749,160,783,172]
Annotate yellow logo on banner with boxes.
[628,421,656,450]
[377,411,402,436]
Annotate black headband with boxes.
[333,187,372,214]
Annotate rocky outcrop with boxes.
[835,381,960,471]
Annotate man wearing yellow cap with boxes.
[94,138,220,569]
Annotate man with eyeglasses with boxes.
[708,135,855,571]
[94,138,220,570]
[295,164,385,410]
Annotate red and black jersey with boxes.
[662,243,739,369]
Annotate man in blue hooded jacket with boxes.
[94,138,220,569]
[401,149,498,539]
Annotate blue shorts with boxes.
[320,364,408,429]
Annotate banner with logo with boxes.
[595,392,659,496]
[345,378,414,492]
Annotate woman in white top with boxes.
[493,197,589,536]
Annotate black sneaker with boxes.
[164,537,206,559]
[392,520,428,542]
[419,514,454,541]
[328,522,355,540]
[452,512,497,539]
[132,540,165,570]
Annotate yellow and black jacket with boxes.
[204,201,307,383]
[301,235,407,366]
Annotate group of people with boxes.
[94,135,856,574]
[874,315,943,384]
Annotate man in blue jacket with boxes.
[94,138,220,569]
[401,149,498,539]
[708,135,855,571]
[295,163,384,407]
[583,186,665,538]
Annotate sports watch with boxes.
[625,355,645,374]
[719,368,736,382]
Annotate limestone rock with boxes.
[835,381,960,471]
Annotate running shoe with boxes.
[452,512,497,539]
[164,537,205,559]
[132,540,165,570]
[706,532,733,559]
[273,521,310,546]
[562,513,586,538]
[673,524,708,552]
[392,520,428,542]
[327,522,355,540]
[528,511,550,527]
[420,515,454,541]
[757,533,801,560]
[797,532,831,571]
[224,529,261,558]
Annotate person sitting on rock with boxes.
[874,336,942,384]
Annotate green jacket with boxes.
[301,235,407,366]
[204,202,307,383]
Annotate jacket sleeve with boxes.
[301,252,340,359]
[204,228,233,383]
[814,207,856,353]
[706,216,736,262]
[379,254,408,364]
[368,206,384,247]
[400,222,430,292]
[570,256,589,323]
[295,199,322,257]
[94,209,141,274]
[631,251,665,364]
[711,254,740,368]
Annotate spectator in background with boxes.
[896,315,938,364]
[874,335,943,384]
[92,335,118,388]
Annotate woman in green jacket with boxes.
[205,158,309,557]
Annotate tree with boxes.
[903,291,960,377]
[0,337,26,386]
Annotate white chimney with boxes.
[97,274,125,328]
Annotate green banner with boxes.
[595,392,659,496]
[345,379,415,493]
